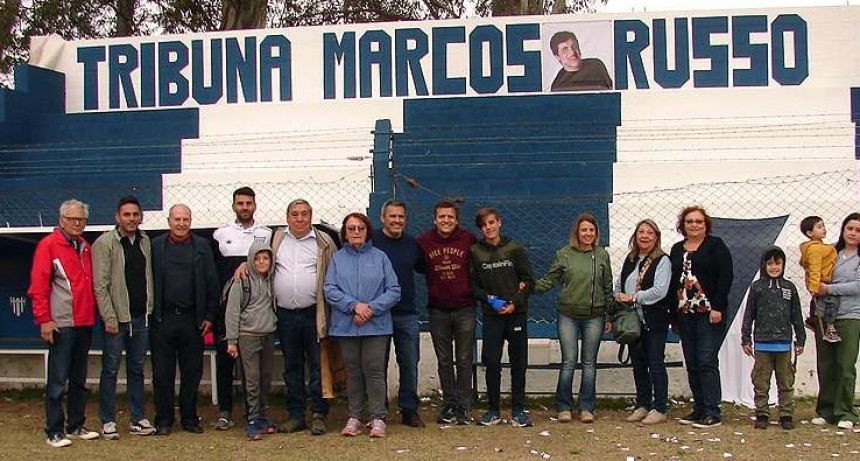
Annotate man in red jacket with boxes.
[416,201,477,425]
[28,199,100,448]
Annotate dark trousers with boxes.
[429,307,476,409]
[482,313,528,412]
[151,312,203,428]
[752,350,795,417]
[45,326,93,436]
[631,327,669,413]
[384,313,421,414]
[677,312,725,418]
[214,321,235,415]
[238,334,275,423]
[276,307,328,420]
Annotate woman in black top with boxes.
[670,206,733,429]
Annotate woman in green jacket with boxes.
[535,212,613,423]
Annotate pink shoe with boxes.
[369,419,386,438]
[340,418,362,437]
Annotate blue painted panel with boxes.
[0,65,200,227]
[382,93,622,329]
[852,87,859,159]
[403,93,621,127]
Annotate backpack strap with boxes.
[239,277,251,312]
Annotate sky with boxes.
[597,0,858,13]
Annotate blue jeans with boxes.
[631,327,669,413]
[45,326,93,436]
[385,313,420,414]
[556,314,603,412]
[99,316,149,424]
[276,307,328,419]
[677,312,726,418]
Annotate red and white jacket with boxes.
[28,228,96,327]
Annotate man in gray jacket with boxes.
[92,195,156,438]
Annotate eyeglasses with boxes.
[346,225,366,232]
[684,219,705,224]
[63,216,87,224]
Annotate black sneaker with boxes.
[754,415,769,429]
[692,416,722,429]
[455,406,471,425]
[182,424,204,434]
[678,411,703,425]
[46,433,72,448]
[436,405,458,424]
[780,416,794,430]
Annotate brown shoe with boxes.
[557,411,572,423]
[626,407,649,422]
[310,413,326,436]
[580,410,595,423]
[641,410,667,425]
[402,411,425,428]
[281,418,307,434]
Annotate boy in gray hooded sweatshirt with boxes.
[225,243,277,440]
[741,246,806,430]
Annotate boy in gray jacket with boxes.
[225,243,277,440]
[741,246,806,430]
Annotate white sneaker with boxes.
[837,420,854,430]
[46,434,72,448]
[810,417,829,426]
[102,421,119,440]
[67,426,100,440]
[626,407,650,422]
[129,418,157,436]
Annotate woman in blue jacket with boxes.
[324,212,400,439]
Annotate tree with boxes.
[0,0,23,83]
[479,0,606,16]
[221,0,267,29]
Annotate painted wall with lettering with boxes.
[3,6,860,374]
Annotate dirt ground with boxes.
[1,391,858,460]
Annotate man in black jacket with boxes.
[150,204,220,435]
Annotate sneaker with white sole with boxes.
[626,407,649,422]
[837,420,854,430]
[692,416,722,429]
[46,433,72,448]
[641,410,667,425]
[478,410,501,426]
[67,426,100,440]
[810,417,829,426]
[129,418,157,436]
[510,410,534,427]
[102,421,119,440]
[214,416,234,431]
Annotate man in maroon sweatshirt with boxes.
[416,201,477,424]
